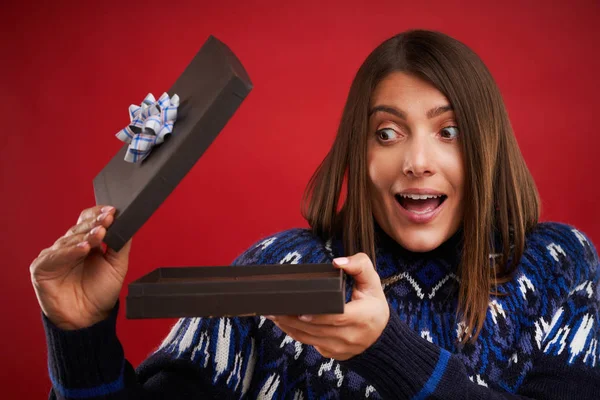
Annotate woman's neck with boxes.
[373,220,463,263]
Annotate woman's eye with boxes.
[376,128,398,142]
[440,126,459,140]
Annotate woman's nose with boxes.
[402,134,434,178]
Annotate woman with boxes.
[31,30,599,399]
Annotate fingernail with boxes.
[97,213,109,222]
[90,226,100,235]
[333,257,349,266]
[299,315,312,322]
[101,206,114,213]
[77,241,88,248]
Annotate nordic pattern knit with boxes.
[44,222,600,399]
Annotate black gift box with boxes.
[93,36,252,252]
[96,37,344,319]
[126,264,346,318]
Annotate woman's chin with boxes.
[393,229,448,253]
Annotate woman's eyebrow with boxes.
[368,104,453,119]
[426,105,453,119]
[368,105,406,119]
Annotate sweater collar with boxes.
[331,220,463,286]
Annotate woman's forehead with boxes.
[370,72,452,118]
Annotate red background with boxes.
[1,1,598,397]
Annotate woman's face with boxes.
[367,71,465,252]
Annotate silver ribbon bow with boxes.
[116,92,180,163]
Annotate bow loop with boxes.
[116,92,179,163]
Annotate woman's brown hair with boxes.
[302,30,540,343]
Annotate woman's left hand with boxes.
[266,253,390,361]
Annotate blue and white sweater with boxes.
[45,222,600,399]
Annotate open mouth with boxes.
[395,193,447,214]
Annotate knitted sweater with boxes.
[44,222,600,399]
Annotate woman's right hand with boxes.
[30,205,132,330]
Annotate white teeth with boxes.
[399,194,443,200]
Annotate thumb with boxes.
[105,239,132,272]
[333,253,383,298]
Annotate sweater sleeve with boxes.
[44,230,304,400]
[46,303,257,399]
[342,225,600,400]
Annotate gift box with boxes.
[126,264,346,318]
[93,35,252,252]
[96,37,344,319]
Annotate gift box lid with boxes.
[93,35,252,251]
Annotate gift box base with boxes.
[126,264,345,319]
